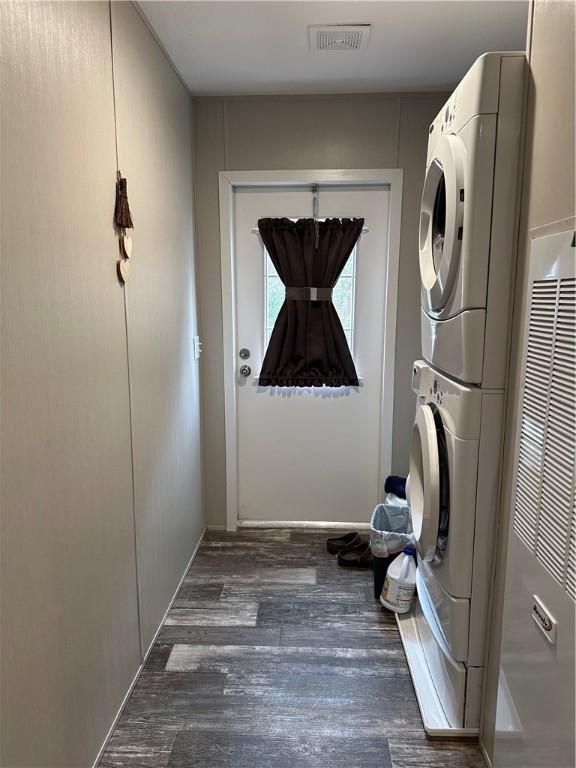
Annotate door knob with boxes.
[239,365,252,378]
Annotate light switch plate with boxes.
[193,335,202,360]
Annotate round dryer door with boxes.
[419,132,465,314]
[410,404,440,561]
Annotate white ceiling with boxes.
[139,1,529,96]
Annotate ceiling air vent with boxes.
[309,24,372,52]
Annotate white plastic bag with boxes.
[369,494,415,557]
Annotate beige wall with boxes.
[0,3,202,766]
[194,92,447,528]
[481,0,575,760]
[111,2,204,656]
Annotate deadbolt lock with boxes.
[239,365,252,378]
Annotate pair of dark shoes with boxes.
[326,532,373,568]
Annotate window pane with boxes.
[332,277,353,329]
[266,275,284,329]
[340,252,354,277]
[264,245,356,356]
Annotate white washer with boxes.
[399,360,505,734]
[419,52,525,386]
[409,362,480,604]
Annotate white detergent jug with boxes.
[379,547,416,613]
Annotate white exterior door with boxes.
[232,183,391,524]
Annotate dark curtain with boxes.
[257,217,364,387]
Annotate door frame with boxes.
[219,169,403,531]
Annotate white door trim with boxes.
[219,169,403,531]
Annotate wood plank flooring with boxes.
[99,529,486,768]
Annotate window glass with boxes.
[432,173,446,273]
[264,246,357,352]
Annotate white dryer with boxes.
[419,52,525,387]
[399,361,505,735]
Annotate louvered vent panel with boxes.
[541,277,576,593]
[567,495,576,602]
[317,30,363,50]
[513,280,556,549]
[514,267,576,603]
[309,25,372,52]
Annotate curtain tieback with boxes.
[285,286,333,301]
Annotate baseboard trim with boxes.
[396,606,480,739]
[480,739,492,768]
[237,520,371,529]
[91,527,206,768]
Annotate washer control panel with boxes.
[410,359,482,439]
[431,377,444,404]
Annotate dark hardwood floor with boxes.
[99,529,486,767]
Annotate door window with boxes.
[431,172,446,273]
[264,245,357,351]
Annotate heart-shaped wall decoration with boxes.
[117,258,130,284]
[121,235,133,259]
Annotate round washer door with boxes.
[419,132,465,314]
[410,404,440,562]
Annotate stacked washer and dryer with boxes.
[397,53,526,736]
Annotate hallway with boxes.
[100,529,485,767]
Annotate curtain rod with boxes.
[251,225,369,234]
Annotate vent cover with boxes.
[513,231,576,603]
[309,24,372,52]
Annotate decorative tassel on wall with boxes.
[114,171,133,284]
[114,174,133,229]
